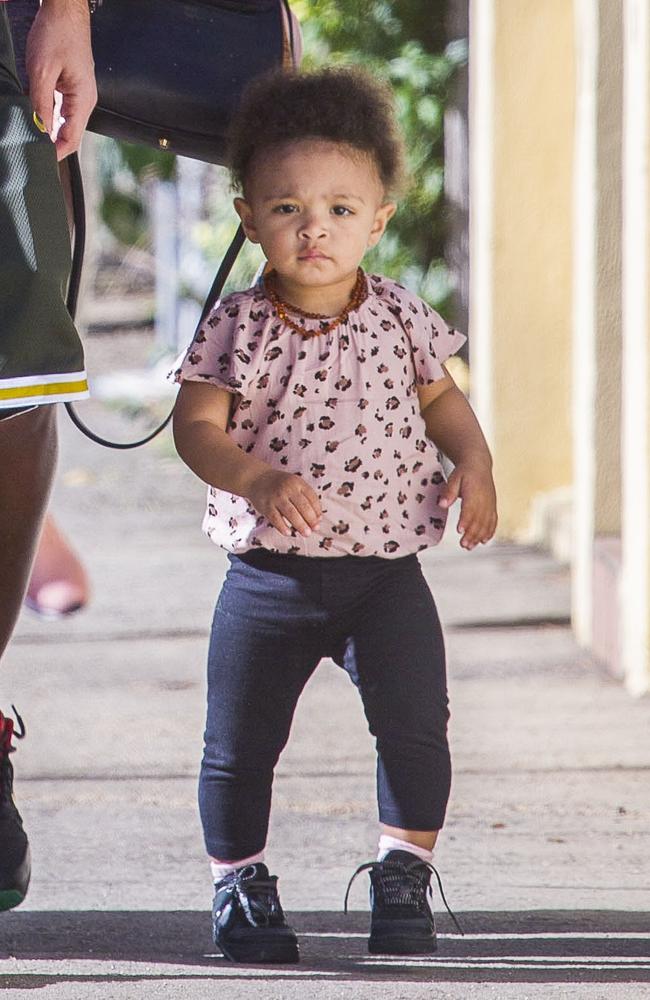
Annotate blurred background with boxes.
[69,0,648,698]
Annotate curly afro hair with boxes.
[228,66,406,198]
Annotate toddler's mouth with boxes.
[298,250,329,261]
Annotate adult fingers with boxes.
[28,67,58,137]
[55,83,97,160]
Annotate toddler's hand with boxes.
[247,470,322,538]
[439,461,498,550]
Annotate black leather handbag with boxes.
[86,0,287,165]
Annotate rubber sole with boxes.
[369,934,437,955]
[0,843,31,913]
[216,929,300,964]
[0,888,27,912]
[217,942,300,965]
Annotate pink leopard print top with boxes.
[175,271,466,558]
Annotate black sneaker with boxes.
[0,708,30,912]
[212,863,299,963]
[344,849,464,955]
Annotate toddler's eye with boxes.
[273,203,298,214]
[332,205,353,216]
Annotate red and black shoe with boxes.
[0,708,30,911]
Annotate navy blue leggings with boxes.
[199,550,451,859]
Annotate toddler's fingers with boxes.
[300,483,323,519]
[289,497,320,536]
[457,503,481,546]
[459,526,479,550]
[457,498,473,535]
[480,512,499,543]
[439,471,462,510]
[276,498,315,538]
[267,507,293,537]
[460,510,497,549]
[294,490,322,527]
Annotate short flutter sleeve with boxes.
[173,287,274,397]
[381,279,467,386]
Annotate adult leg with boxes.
[0,404,56,911]
[0,3,83,911]
[0,405,57,658]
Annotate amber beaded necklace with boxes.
[265,268,367,338]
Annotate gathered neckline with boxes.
[259,268,371,325]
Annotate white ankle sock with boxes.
[210,849,266,883]
[377,834,433,864]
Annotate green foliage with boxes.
[295,0,463,308]
[99,189,145,247]
[115,142,176,184]
[97,137,176,248]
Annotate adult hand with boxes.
[26,0,97,160]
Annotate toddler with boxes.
[173,66,497,964]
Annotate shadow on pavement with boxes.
[0,910,649,986]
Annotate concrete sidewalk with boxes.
[1,395,649,999]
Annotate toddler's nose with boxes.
[298,212,327,241]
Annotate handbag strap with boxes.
[64,156,246,449]
[64,152,245,449]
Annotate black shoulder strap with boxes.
[64,154,245,449]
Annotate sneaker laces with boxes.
[219,865,284,928]
[343,857,465,936]
[0,707,26,804]
[0,707,26,759]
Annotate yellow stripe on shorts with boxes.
[0,379,89,403]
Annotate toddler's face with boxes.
[234,139,395,307]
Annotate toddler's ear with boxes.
[367,202,397,249]
[234,197,259,244]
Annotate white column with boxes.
[621,0,650,695]
[572,0,599,646]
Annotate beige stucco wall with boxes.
[470,0,575,538]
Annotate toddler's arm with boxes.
[173,381,321,538]
[418,371,498,550]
